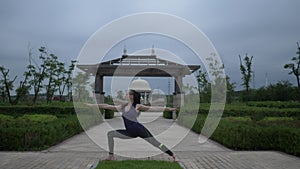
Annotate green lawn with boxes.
[95,160,182,169]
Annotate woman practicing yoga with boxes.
[86,89,178,161]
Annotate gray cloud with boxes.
[0,0,299,92]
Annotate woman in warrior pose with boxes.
[86,89,178,161]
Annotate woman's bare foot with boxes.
[103,154,115,161]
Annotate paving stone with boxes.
[1,114,299,168]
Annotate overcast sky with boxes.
[0,0,299,93]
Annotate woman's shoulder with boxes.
[134,104,141,111]
[121,103,128,109]
[136,104,149,111]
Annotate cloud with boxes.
[0,0,299,93]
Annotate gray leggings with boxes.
[107,128,173,156]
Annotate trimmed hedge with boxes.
[97,108,114,119]
[0,106,76,116]
[18,114,58,124]
[173,102,300,156]
[104,109,115,119]
[0,106,103,151]
[197,104,300,118]
[178,115,300,157]
[246,101,300,109]
[0,115,83,151]
[163,110,179,119]
[212,118,300,156]
[163,111,172,119]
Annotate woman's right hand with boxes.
[84,103,94,107]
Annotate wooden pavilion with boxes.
[77,48,200,107]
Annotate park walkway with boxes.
[0,113,300,169]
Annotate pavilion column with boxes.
[173,76,184,108]
[95,74,104,104]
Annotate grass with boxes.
[95,160,182,169]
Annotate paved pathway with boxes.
[1,113,300,169]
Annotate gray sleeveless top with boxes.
[122,106,139,129]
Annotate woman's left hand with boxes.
[84,103,95,107]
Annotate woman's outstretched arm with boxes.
[85,103,121,112]
[136,104,176,112]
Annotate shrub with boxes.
[163,111,172,119]
[163,108,180,119]
[0,115,82,151]
[0,114,13,121]
[261,117,294,122]
[177,114,206,133]
[178,115,300,157]
[247,101,300,109]
[0,108,102,151]
[199,104,300,118]
[104,109,114,119]
[18,114,58,124]
[0,106,76,116]
[224,116,251,122]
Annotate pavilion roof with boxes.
[77,54,200,77]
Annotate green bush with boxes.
[18,114,58,124]
[211,119,300,155]
[104,109,114,119]
[197,103,300,118]
[0,106,76,116]
[0,115,82,151]
[261,116,294,122]
[247,101,300,109]
[0,106,103,151]
[163,109,180,119]
[178,114,206,133]
[176,102,300,156]
[178,115,300,157]
[224,116,251,122]
[0,114,13,121]
[163,111,172,119]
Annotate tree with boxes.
[206,55,226,103]
[116,90,124,100]
[65,60,76,101]
[26,46,76,104]
[0,84,5,102]
[196,66,208,93]
[183,83,196,95]
[239,53,254,102]
[271,81,296,101]
[226,75,236,103]
[72,72,91,102]
[284,42,300,102]
[55,62,66,101]
[0,45,75,105]
[14,72,30,104]
[195,66,210,102]
[252,81,297,101]
[55,60,76,102]
[26,47,48,105]
[38,47,61,103]
[26,63,45,104]
[0,66,17,104]
[0,65,30,105]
